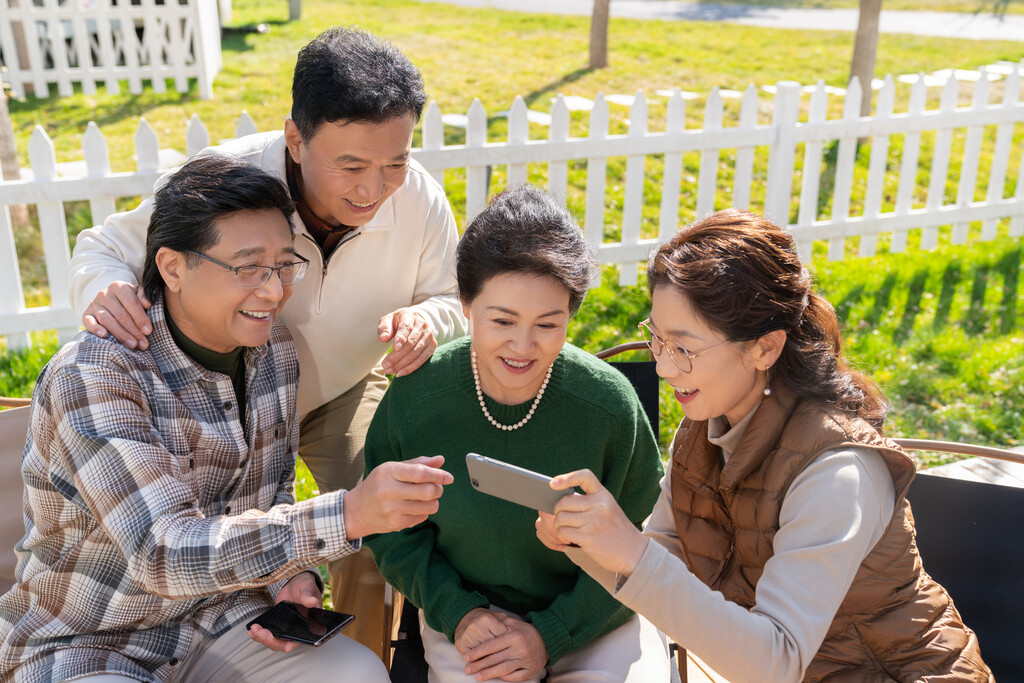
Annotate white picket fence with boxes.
[2,67,1024,348]
[0,0,222,99]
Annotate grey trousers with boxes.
[69,615,388,683]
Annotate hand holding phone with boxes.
[246,601,355,647]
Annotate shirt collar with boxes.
[147,297,269,394]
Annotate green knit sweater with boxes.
[364,337,663,664]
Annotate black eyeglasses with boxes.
[187,251,310,289]
[638,318,733,374]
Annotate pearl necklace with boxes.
[471,349,553,431]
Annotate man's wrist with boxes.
[341,484,364,540]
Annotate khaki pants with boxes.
[419,608,670,683]
[70,616,388,683]
[298,367,389,658]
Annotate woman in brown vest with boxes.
[537,209,992,682]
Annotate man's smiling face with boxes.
[164,208,298,352]
[284,112,416,228]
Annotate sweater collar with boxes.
[147,297,268,395]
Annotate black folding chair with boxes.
[383,586,427,683]
[594,341,659,444]
[896,440,1024,681]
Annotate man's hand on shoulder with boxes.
[378,307,437,377]
[83,281,154,350]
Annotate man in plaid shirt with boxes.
[0,156,452,683]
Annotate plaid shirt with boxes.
[0,301,359,683]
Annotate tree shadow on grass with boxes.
[974,0,1018,19]
[933,263,961,331]
[521,67,596,110]
[862,273,898,331]
[832,284,866,328]
[964,267,991,335]
[894,269,930,345]
[221,20,291,53]
[997,246,1020,334]
[816,141,841,220]
[8,83,197,132]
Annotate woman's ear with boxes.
[155,247,185,293]
[756,329,787,370]
[460,296,471,320]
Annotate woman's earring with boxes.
[763,368,772,397]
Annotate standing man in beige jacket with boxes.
[67,26,468,655]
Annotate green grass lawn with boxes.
[3,0,1024,469]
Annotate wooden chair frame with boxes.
[0,398,31,408]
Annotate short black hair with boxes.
[291,26,428,142]
[142,155,296,302]
[457,185,597,314]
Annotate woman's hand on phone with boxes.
[544,469,648,577]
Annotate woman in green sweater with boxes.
[364,185,668,682]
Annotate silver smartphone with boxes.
[465,453,569,514]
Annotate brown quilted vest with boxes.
[670,389,992,682]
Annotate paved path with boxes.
[420,0,1024,41]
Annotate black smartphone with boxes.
[246,601,355,647]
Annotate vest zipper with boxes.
[716,537,737,586]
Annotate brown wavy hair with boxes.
[647,209,889,430]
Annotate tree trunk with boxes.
[850,0,882,117]
[589,0,611,69]
[0,89,30,229]
[10,0,34,99]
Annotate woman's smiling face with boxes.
[649,285,776,426]
[463,273,571,406]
